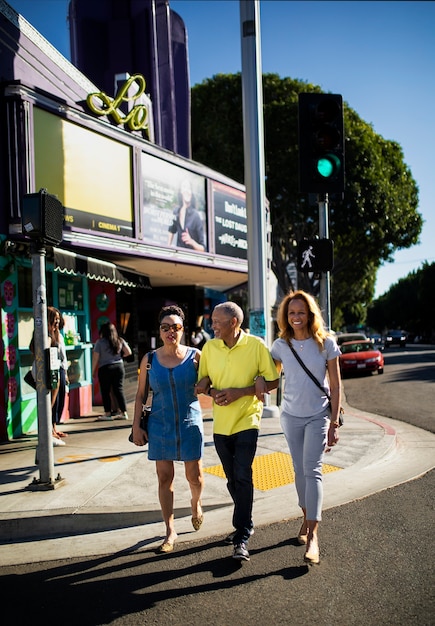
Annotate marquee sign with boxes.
[87,74,152,135]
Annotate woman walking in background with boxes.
[131,305,204,554]
[271,290,342,565]
[92,322,132,421]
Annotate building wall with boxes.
[0,1,249,441]
[69,0,190,157]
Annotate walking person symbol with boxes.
[301,245,315,269]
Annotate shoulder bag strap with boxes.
[143,351,154,404]
[288,341,331,402]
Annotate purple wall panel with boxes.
[68,0,190,158]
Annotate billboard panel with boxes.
[141,153,207,251]
[34,108,133,237]
[212,181,247,259]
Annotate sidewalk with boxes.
[0,394,434,566]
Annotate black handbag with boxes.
[288,342,344,426]
[129,351,154,443]
[24,370,37,390]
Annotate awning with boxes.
[53,249,151,289]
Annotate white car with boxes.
[336,332,367,346]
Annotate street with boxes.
[342,344,434,432]
[0,345,434,625]
[1,471,433,626]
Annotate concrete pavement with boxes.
[0,394,434,566]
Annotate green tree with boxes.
[419,263,435,340]
[367,262,435,340]
[191,73,422,328]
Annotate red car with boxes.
[339,340,384,376]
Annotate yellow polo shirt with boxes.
[198,330,279,435]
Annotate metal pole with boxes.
[318,193,331,330]
[240,0,268,341]
[240,0,279,416]
[28,242,64,490]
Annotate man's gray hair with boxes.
[214,302,244,326]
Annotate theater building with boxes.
[0,1,254,441]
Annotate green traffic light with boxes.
[317,158,334,178]
[316,153,341,178]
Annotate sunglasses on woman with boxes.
[160,323,183,332]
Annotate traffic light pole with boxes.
[318,193,332,330]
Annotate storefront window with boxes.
[56,275,89,345]
[57,275,84,311]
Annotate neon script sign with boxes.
[87,74,151,133]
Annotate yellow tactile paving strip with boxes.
[204,451,341,491]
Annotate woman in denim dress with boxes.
[132,305,204,553]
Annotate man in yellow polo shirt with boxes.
[197,302,279,561]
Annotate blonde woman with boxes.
[271,290,342,565]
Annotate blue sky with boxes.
[7,0,435,298]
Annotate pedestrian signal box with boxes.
[297,239,334,273]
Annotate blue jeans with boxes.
[214,429,258,544]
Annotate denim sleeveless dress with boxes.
[147,347,204,461]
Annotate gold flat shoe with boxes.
[304,539,320,565]
[157,540,175,554]
[191,514,204,531]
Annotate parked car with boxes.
[384,329,407,348]
[339,340,384,376]
[336,332,367,346]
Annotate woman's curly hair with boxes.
[158,305,185,324]
[276,290,329,350]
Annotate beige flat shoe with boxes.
[191,514,204,531]
[304,537,320,565]
[157,540,175,554]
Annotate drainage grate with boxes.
[204,451,341,491]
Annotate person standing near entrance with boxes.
[92,322,132,421]
[48,307,68,439]
[191,317,211,350]
[196,301,279,562]
[29,306,64,445]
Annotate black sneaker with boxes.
[224,528,254,545]
[233,543,250,561]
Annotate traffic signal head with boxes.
[298,93,345,194]
[297,238,334,273]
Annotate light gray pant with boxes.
[280,410,329,521]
